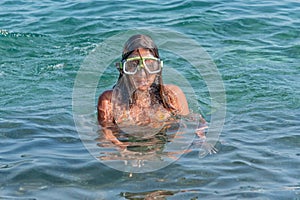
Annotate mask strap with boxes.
[137,49,145,69]
[137,49,143,60]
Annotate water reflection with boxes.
[121,190,178,200]
[120,188,201,199]
[95,114,216,173]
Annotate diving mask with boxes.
[118,57,163,75]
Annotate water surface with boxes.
[1,0,300,199]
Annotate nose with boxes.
[136,63,147,77]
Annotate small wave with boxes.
[0,29,9,36]
[0,71,5,77]
[35,63,66,76]
[46,63,65,70]
[0,29,46,38]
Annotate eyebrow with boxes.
[125,56,158,61]
[128,52,153,58]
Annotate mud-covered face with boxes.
[126,48,160,91]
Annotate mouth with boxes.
[137,80,149,86]
[134,79,151,89]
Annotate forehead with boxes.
[128,48,153,58]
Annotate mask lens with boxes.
[124,59,139,74]
[144,58,161,73]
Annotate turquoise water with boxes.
[1,0,300,199]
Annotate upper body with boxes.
[97,34,207,149]
[98,83,189,127]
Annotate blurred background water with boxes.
[1,0,300,199]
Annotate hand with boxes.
[195,124,208,138]
[200,141,218,155]
[195,124,218,157]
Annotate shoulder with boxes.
[164,84,183,93]
[98,90,113,102]
[164,84,189,115]
[164,84,187,101]
[98,90,113,111]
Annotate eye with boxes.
[125,60,139,72]
[145,59,159,71]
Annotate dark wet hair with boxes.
[114,34,177,114]
[122,34,160,61]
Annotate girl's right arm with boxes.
[97,90,127,148]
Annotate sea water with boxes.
[1,0,299,199]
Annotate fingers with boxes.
[202,142,218,154]
[196,125,208,131]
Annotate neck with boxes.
[134,89,151,108]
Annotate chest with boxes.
[114,104,171,127]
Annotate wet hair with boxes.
[122,34,159,60]
[114,34,176,114]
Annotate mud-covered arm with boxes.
[97,90,114,126]
[164,85,217,154]
[97,90,125,147]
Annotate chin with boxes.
[135,83,152,91]
[137,86,149,91]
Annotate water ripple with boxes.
[1,0,300,199]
